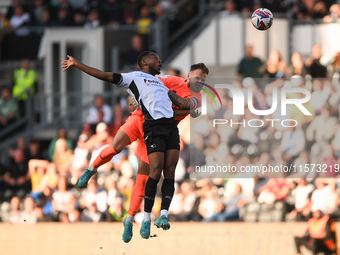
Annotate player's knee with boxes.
[164,162,177,177]
[150,166,162,181]
[111,141,124,153]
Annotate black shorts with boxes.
[143,117,180,155]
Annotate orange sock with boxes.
[92,145,117,169]
[128,174,149,216]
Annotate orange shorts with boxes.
[118,110,149,164]
[135,138,149,164]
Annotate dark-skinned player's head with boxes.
[187,63,209,92]
[137,51,162,75]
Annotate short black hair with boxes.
[137,51,156,69]
[190,63,209,75]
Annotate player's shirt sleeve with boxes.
[114,73,135,88]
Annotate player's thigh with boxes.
[114,115,141,152]
[137,156,149,176]
[111,131,131,153]
[163,149,180,179]
[148,151,165,180]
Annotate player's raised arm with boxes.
[168,90,194,110]
[61,55,115,83]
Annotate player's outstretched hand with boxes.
[61,55,75,71]
[190,109,201,118]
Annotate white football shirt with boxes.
[115,71,174,120]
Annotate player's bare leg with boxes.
[122,157,149,243]
[78,131,130,188]
[140,152,164,239]
[154,149,179,230]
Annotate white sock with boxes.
[126,214,134,223]
[161,210,168,218]
[88,163,95,171]
[143,212,151,221]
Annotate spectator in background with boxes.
[68,0,89,13]
[12,59,38,118]
[313,1,328,19]
[311,179,331,215]
[31,0,46,25]
[7,196,21,224]
[121,0,143,22]
[3,150,31,200]
[323,4,340,22]
[9,6,31,36]
[28,159,49,199]
[70,134,90,178]
[106,175,121,207]
[309,79,330,112]
[127,35,144,67]
[136,6,153,34]
[80,201,105,222]
[52,138,73,177]
[219,0,239,18]
[306,106,337,143]
[166,67,183,78]
[198,190,219,221]
[54,8,72,26]
[327,52,340,78]
[107,197,127,222]
[237,45,263,78]
[287,53,308,77]
[7,137,30,165]
[0,86,19,129]
[178,181,200,221]
[123,11,136,25]
[40,163,59,191]
[84,10,100,28]
[72,11,85,27]
[34,9,54,27]
[28,139,44,160]
[261,50,286,78]
[21,196,38,224]
[48,128,73,161]
[290,178,314,221]
[153,4,164,19]
[101,0,122,25]
[41,186,54,219]
[260,0,288,13]
[5,0,21,24]
[82,179,108,214]
[158,0,174,12]
[86,95,112,133]
[279,124,306,163]
[52,177,73,220]
[204,183,245,222]
[306,44,327,78]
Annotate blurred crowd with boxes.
[214,0,340,21]
[1,0,340,35]
[0,0,175,33]
[0,59,37,131]
[2,0,340,225]
[3,42,340,225]
[189,43,340,222]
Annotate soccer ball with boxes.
[251,8,273,31]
